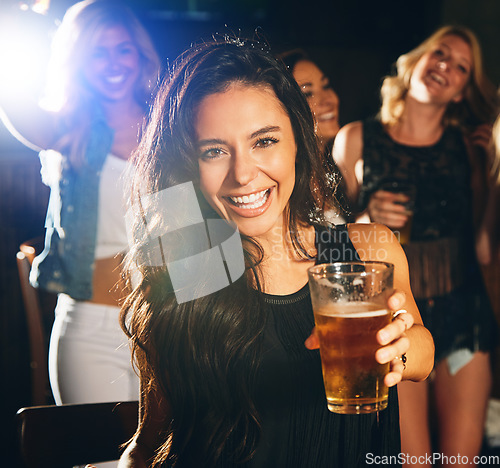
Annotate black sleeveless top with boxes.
[357,119,496,362]
[244,224,400,467]
[359,118,472,241]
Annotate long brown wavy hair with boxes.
[120,38,336,466]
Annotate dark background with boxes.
[1,0,499,466]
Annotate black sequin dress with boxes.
[358,118,496,363]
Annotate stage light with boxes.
[0,4,55,103]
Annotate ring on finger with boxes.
[393,309,408,331]
[394,353,407,370]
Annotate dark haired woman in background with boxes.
[278,49,340,152]
[279,48,351,223]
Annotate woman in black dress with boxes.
[118,38,434,467]
[333,25,499,466]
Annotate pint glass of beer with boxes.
[308,262,394,414]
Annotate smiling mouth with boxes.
[226,189,271,209]
[428,72,446,86]
[105,75,126,84]
[318,112,337,122]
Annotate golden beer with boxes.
[314,302,391,414]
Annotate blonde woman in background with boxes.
[333,26,499,466]
[0,0,160,409]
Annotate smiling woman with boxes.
[333,24,499,467]
[118,37,434,468]
[278,49,340,152]
[278,49,352,225]
[81,24,142,103]
[197,85,297,240]
[0,0,160,438]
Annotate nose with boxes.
[316,88,339,110]
[107,51,121,69]
[231,151,259,186]
[436,58,450,71]
[330,90,340,109]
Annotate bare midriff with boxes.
[89,255,129,306]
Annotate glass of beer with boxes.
[308,261,394,414]
[380,181,416,245]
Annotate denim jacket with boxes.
[30,118,114,300]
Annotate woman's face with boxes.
[292,60,340,143]
[196,84,297,240]
[409,34,472,106]
[82,24,141,103]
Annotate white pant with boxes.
[49,295,140,468]
[49,294,140,405]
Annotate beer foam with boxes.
[317,302,388,318]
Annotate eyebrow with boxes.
[197,126,281,147]
[197,138,225,147]
[250,126,281,139]
[299,75,329,87]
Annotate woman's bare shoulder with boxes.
[347,222,396,247]
[347,222,407,264]
[335,121,364,151]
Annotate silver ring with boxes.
[393,309,408,318]
[393,309,408,331]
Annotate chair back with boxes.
[16,237,55,405]
[17,400,139,468]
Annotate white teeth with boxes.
[429,72,445,85]
[318,112,336,121]
[106,75,125,84]
[229,189,269,209]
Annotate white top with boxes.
[95,154,130,259]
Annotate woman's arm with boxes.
[349,222,435,383]
[475,175,499,265]
[334,122,413,228]
[465,124,500,265]
[332,121,364,205]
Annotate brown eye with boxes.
[255,137,278,149]
[200,147,225,160]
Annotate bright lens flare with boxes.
[32,0,50,15]
[0,9,52,99]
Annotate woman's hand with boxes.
[367,190,410,228]
[305,290,413,387]
[375,290,414,387]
